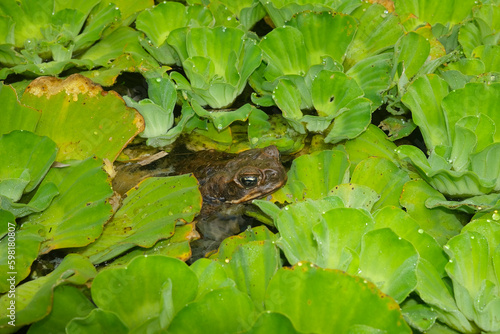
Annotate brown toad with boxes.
[113,145,287,205]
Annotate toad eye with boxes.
[239,175,259,188]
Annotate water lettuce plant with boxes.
[136,2,214,66]
[0,0,155,79]
[398,76,500,213]
[42,254,410,333]
[168,25,262,109]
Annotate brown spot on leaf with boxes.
[25,74,102,100]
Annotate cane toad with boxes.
[112,145,287,205]
[112,145,287,261]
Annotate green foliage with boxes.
[19,74,144,162]
[136,2,213,66]
[265,263,411,333]
[0,131,56,203]
[399,79,500,212]
[0,254,96,333]
[0,0,155,79]
[2,1,500,333]
[168,26,262,109]
[36,254,409,333]
[79,175,201,264]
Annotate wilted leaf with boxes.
[21,74,144,162]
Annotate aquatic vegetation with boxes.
[1,0,500,333]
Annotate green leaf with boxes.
[397,144,498,197]
[401,299,438,332]
[21,74,144,162]
[401,74,451,151]
[312,207,374,272]
[311,70,364,117]
[462,218,500,258]
[374,206,448,277]
[271,149,350,203]
[273,198,344,265]
[28,285,95,334]
[442,82,500,142]
[0,254,96,332]
[400,180,465,246]
[359,228,418,303]
[137,3,213,65]
[210,225,277,261]
[415,259,475,333]
[444,231,500,331]
[107,223,197,267]
[425,193,500,214]
[328,184,380,212]
[80,175,201,264]
[66,309,129,334]
[218,0,266,30]
[394,32,431,80]
[346,53,393,109]
[0,15,15,45]
[169,26,261,108]
[168,286,256,333]
[0,130,57,201]
[287,11,357,65]
[395,0,477,31]
[145,101,196,148]
[123,75,177,139]
[0,223,43,293]
[21,157,113,253]
[324,97,372,143]
[472,44,500,73]
[200,1,240,28]
[1,182,59,218]
[344,124,399,173]
[458,18,491,58]
[351,157,410,210]
[123,97,174,139]
[0,0,51,48]
[79,27,158,68]
[0,83,40,135]
[245,312,301,334]
[190,259,234,299]
[247,111,306,154]
[73,2,121,52]
[0,209,14,239]
[259,26,309,79]
[92,255,198,331]
[137,2,197,47]
[222,240,281,311]
[259,0,333,27]
[272,79,305,133]
[191,100,254,131]
[345,4,403,69]
[265,264,411,333]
